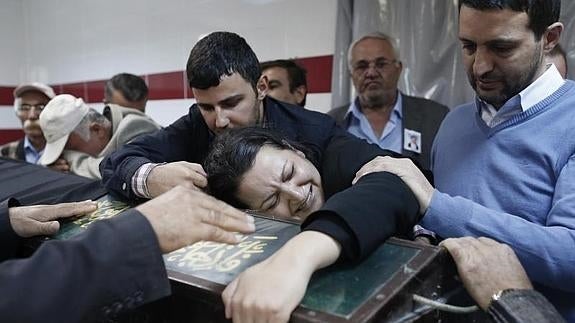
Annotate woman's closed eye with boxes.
[262,163,296,212]
[282,163,295,182]
[261,192,279,212]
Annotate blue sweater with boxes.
[424,80,575,320]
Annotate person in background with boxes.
[104,73,149,113]
[260,59,308,107]
[328,32,449,169]
[39,94,159,179]
[0,83,55,163]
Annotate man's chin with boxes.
[477,92,507,108]
[361,86,384,96]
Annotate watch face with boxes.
[492,289,505,301]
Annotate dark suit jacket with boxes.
[0,207,171,323]
[0,157,108,261]
[0,158,169,322]
[0,157,107,206]
[0,139,25,161]
[328,94,449,169]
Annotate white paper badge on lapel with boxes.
[404,129,421,154]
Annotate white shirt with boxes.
[480,64,565,127]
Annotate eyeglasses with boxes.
[18,103,46,114]
[352,58,399,74]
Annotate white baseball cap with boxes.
[39,94,90,165]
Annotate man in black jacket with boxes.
[101,31,354,201]
[100,31,421,262]
[100,32,423,322]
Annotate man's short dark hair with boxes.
[458,0,561,39]
[204,127,315,209]
[104,73,148,102]
[186,32,261,90]
[260,59,308,105]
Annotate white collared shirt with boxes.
[480,64,565,127]
[23,136,44,164]
[344,92,403,153]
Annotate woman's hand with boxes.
[222,231,341,323]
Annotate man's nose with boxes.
[26,107,42,120]
[365,64,380,78]
[473,47,494,77]
[214,108,229,129]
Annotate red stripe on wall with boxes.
[296,55,332,93]
[0,129,24,145]
[86,80,107,103]
[148,71,186,100]
[0,86,16,105]
[0,54,333,105]
[61,82,87,101]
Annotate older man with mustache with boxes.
[0,83,55,163]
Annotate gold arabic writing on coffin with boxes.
[166,235,278,272]
[73,199,130,229]
[54,197,131,240]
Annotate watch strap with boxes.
[487,289,565,323]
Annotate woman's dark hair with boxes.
[204,127,315,208]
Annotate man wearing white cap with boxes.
[0,83,55,163]
[39,94,160,179]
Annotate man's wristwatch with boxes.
[488,289,528,322]
[487,289,565,323]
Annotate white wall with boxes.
[0,0,24,85]
[0,0,337,135]
[16,0,335,84]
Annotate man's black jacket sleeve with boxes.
[0,210,171,323]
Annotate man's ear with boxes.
[90,123,106,138]
[293,85,307,106]
[543,22,563,54]
[257,75,269,100]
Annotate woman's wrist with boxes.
[271,230,342,275]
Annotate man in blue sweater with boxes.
[355,0,575,320]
